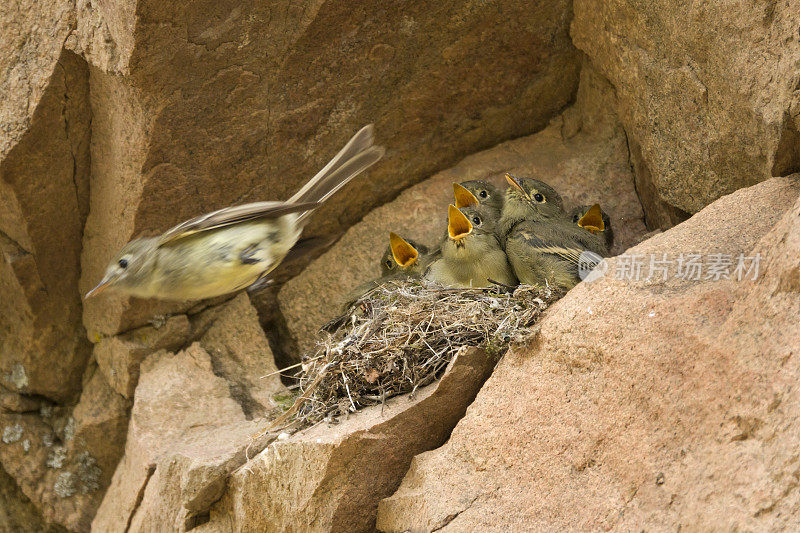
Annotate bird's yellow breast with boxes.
[134,218,299,300]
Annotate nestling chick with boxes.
[504,216,608,290]
[87,125,384,301]
[455,180,504,215]
[341,232,438,312]
[499,173,608,290]
[424,204,517,288]
[497,173,566,239]
[380,233,437,277]
[570,203,614,249]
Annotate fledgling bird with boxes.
[380,232,436,278]
[86,125,385,301]
[570,203,614,249]
[339,232,438,313]
[500,174,608,290]
[497,173,566,239]
[455,180,504,214]
[424,204,517,288]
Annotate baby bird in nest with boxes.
[454,180,504,216]
[500,173,608,290]
[569,203,614,250]
[424,203,517,288]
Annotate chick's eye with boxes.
[533,193,544,202]
[118,258,129,269]
[385,259,394,269]
[472,216,482,225]
[479,190,488,198]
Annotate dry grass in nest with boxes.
[272,280,560,429]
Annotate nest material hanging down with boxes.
[275,280,560,429]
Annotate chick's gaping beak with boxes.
[452,183,479,208]
[448,204,473,241]
[85,276,113,299]
[577,204,605,234]
[389,232,419,268]
[504,173,530,200]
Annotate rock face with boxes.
[92,344,273,532]
[0,465,68,533]
[0,366,129,531]
[196,347,497,533]
[377,176,800,532]
[0,0,75,158]
[2,3,583,527]
[3,0,799,530]
[0,49,92,403]
[572,0,800,220]
[73,0,582,338]
[92,294,286,531]
[280,61,648,353]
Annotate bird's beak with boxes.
[577,204,605,234]
[85,277,113,299]
[448,204,473,240]
[504,173,530,200]
[453,183,479,208]
[389,232,419,267]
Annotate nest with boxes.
[273,280,560,429]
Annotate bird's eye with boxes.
[118,258,129,269]
[472,216,482,226]
[385,259,394,269]
[533,193,544,202]
[479,190,488,199]
[573,214,580,223]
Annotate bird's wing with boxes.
[513,230,586,267]
[157,201,319,245]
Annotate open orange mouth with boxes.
[453,182,480,208]
[389,232,419,267]
[577,204,605,234]
[448,204,473,240]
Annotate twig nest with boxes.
[274,280,561,428]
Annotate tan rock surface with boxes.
[192,294,286,417]
[92,344,275,532]
[280,62,647,353]
[0,464,67,533]
[0,366,129,531]
[93,295,285,531]
[1,50,92,402]
[377,176,800,532]
[76,0,582,338]
[0,0,74,159]
[572,0,800,215]
[94,314,190,399]
[196,346,497,533]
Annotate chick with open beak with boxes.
[570,203,614,249]
[380,232,437,277]
[454,180,504,216]
[424,204,516,288]
[341,230,441,311]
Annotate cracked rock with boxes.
[377,176,800,532]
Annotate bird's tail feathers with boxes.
[289,125,384,224]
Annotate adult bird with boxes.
[86,125,384,300]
